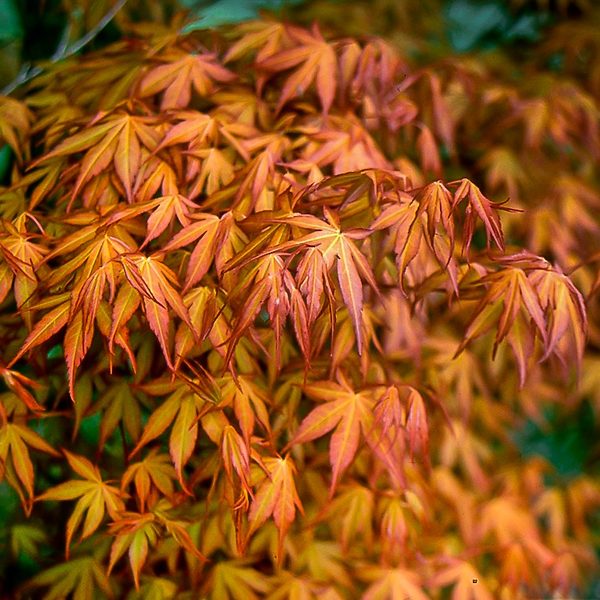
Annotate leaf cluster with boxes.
[0,3,598,598]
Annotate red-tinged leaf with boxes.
[109,282,141,353]
[8,301,70,368]
[162,213,221,252]
[70,125,122,202]
[530,269,587,372]
[457,266,548,382]
[175,288,216,366]
[154,111,216,151]
[417,125,442,176]
[221,425,251,493]
[232,382,256,449]
[142,194,195,247]
[507,313,534,387]
[32,119,120,164]
[452,179,505,252]
[160,515,207,562]
[337,237,365,354]
[429,560,493,600]
[139,52,236,109]
[114,118,141,203]
[96,300,137,372]
[138,256,192,328]
[405,388,430,465]
[225,276,271,369]
[169,394,198,488]
[395,208,423,291]
[369,202,412,232]
[137,282,173,370]
[0,368,44,412]
[329,402,361,494]
[288,397,345,446]
[64,310,95,401]
[258,27,337,113]
[247,455,302,560]
[296,247,329,325]
[187,147,235,198]
[289,382,373,494]
[121,452,176,512]
[362,567,429,600]
[290,287,311,361]
[63,450,102,482]
[183,218,221,290]
[223,22,286,63]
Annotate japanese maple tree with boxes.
[0,1,599,598]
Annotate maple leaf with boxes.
[451,178,507,253]
[0,422,59,506]
[0,96,32,163]
[370,185,459,294]
[479,496,555,568]
[208,560,271,600]
[187,147,237,198]
[121,450,177,512]
[161,212,224,291]
[31,112,160,206]
[257,207,380,355]
[219,375,271,449]
[289,117,391,175]
[1,13,598,600]
[287,378,374,494]
[141,193,198,247]
[139,50,236,109]
[120,253,193,369]
[174,287,220,368]
[0,214,48,330]
[224,21,287,64]
[529,267,587,373]
[317,484,374,551]
[221,424,252,499]
[26,556,113,600]
[456,264,549,385]
[96,379,143,450]
[430,560,493,600]
[225,253,300,371]
[108,512,159,589]
[295,540,352,590]
[361,566,429,600]
[257,24,337,113]
[247,455,303,561]
[0,365,44,413]
[36,450,125,556]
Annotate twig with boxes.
[1,0,128,96]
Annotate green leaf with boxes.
[0,0,22,42]
[181,0,303,32]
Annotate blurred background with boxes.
[0,0,592,94]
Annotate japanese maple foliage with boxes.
[0,3,599,599]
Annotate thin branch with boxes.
[50,21,73,62]
[65,0,127,58]
[1,0,128,96]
